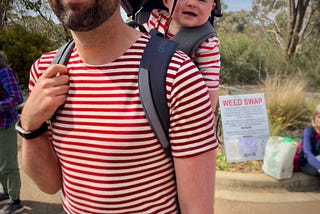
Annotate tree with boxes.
[0,25,55,89]
[252,0,320,59]
[17,0,71,41]
[0,0,14,30]
[215,10,253,34]
[2,0,70,42]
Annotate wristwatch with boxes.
[15,119,48,139]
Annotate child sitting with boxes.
[143,0,221,112]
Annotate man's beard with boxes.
[50,0,119,32]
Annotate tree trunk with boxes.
[0,0,13,30]
[286,0,311,59]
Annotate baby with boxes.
[144,0,221,111]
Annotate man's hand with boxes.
[21,64,69,131]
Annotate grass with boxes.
[263,76,314,136]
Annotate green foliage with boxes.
[217,9,319,86]
[0,25,55,89]
[215,10,252,33]
[218,32,265,84]
[216,147,233,171]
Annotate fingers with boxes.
[40,74,70,90]
[37,64,70,96]
[21,64,70,128]
[41,64,68,78]
[45,85,70,102]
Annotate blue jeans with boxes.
[300,162,320,177]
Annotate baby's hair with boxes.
[312,104,320,124]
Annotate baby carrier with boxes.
[121,0,222,27]
[121,0,222,57]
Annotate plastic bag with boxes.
[262,136,298,180]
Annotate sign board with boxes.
[218,93,270,162]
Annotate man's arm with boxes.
[196,37,221,114]
[20,64,69,194]
[21,134,62,194]
[174,149,216,214]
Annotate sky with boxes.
[120,0,254,19]
[222,0,253,11]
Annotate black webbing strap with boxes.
[139,29,178,157]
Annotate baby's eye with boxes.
[198,0,210,3]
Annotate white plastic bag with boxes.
[262,136,298,180]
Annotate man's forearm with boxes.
[22,133,62,194]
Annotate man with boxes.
[17,0,218,213]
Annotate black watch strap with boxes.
[15,119,48,139]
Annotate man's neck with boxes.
[71,12,142,65]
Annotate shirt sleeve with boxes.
[303,126,320,170]
[0,67,24,112]
[143,9,170,35]
[168,54,218,158]
[193,36,221,91]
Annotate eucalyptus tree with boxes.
[252,0,320,60]
[1,0,70,42]
[0,0,14,30]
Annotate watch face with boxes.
[15,120,31,135]
[15,120,48,139]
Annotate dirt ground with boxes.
[215,199,320,214]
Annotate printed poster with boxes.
[218,93,270,162]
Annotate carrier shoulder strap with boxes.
[51,30,178,157]
[139,29,178,157]
[51,40,75,65]
[172,21,216,57]
[50,40,75,122]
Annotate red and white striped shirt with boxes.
[29,34,217,214]
[144,9,221,91]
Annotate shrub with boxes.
[262,75,314,136]
[0,25,55,90]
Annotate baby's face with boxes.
[166,0,214,28]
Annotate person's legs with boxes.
[0,126,10,206]
[0,123,23,213]
[300,161,320,177]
